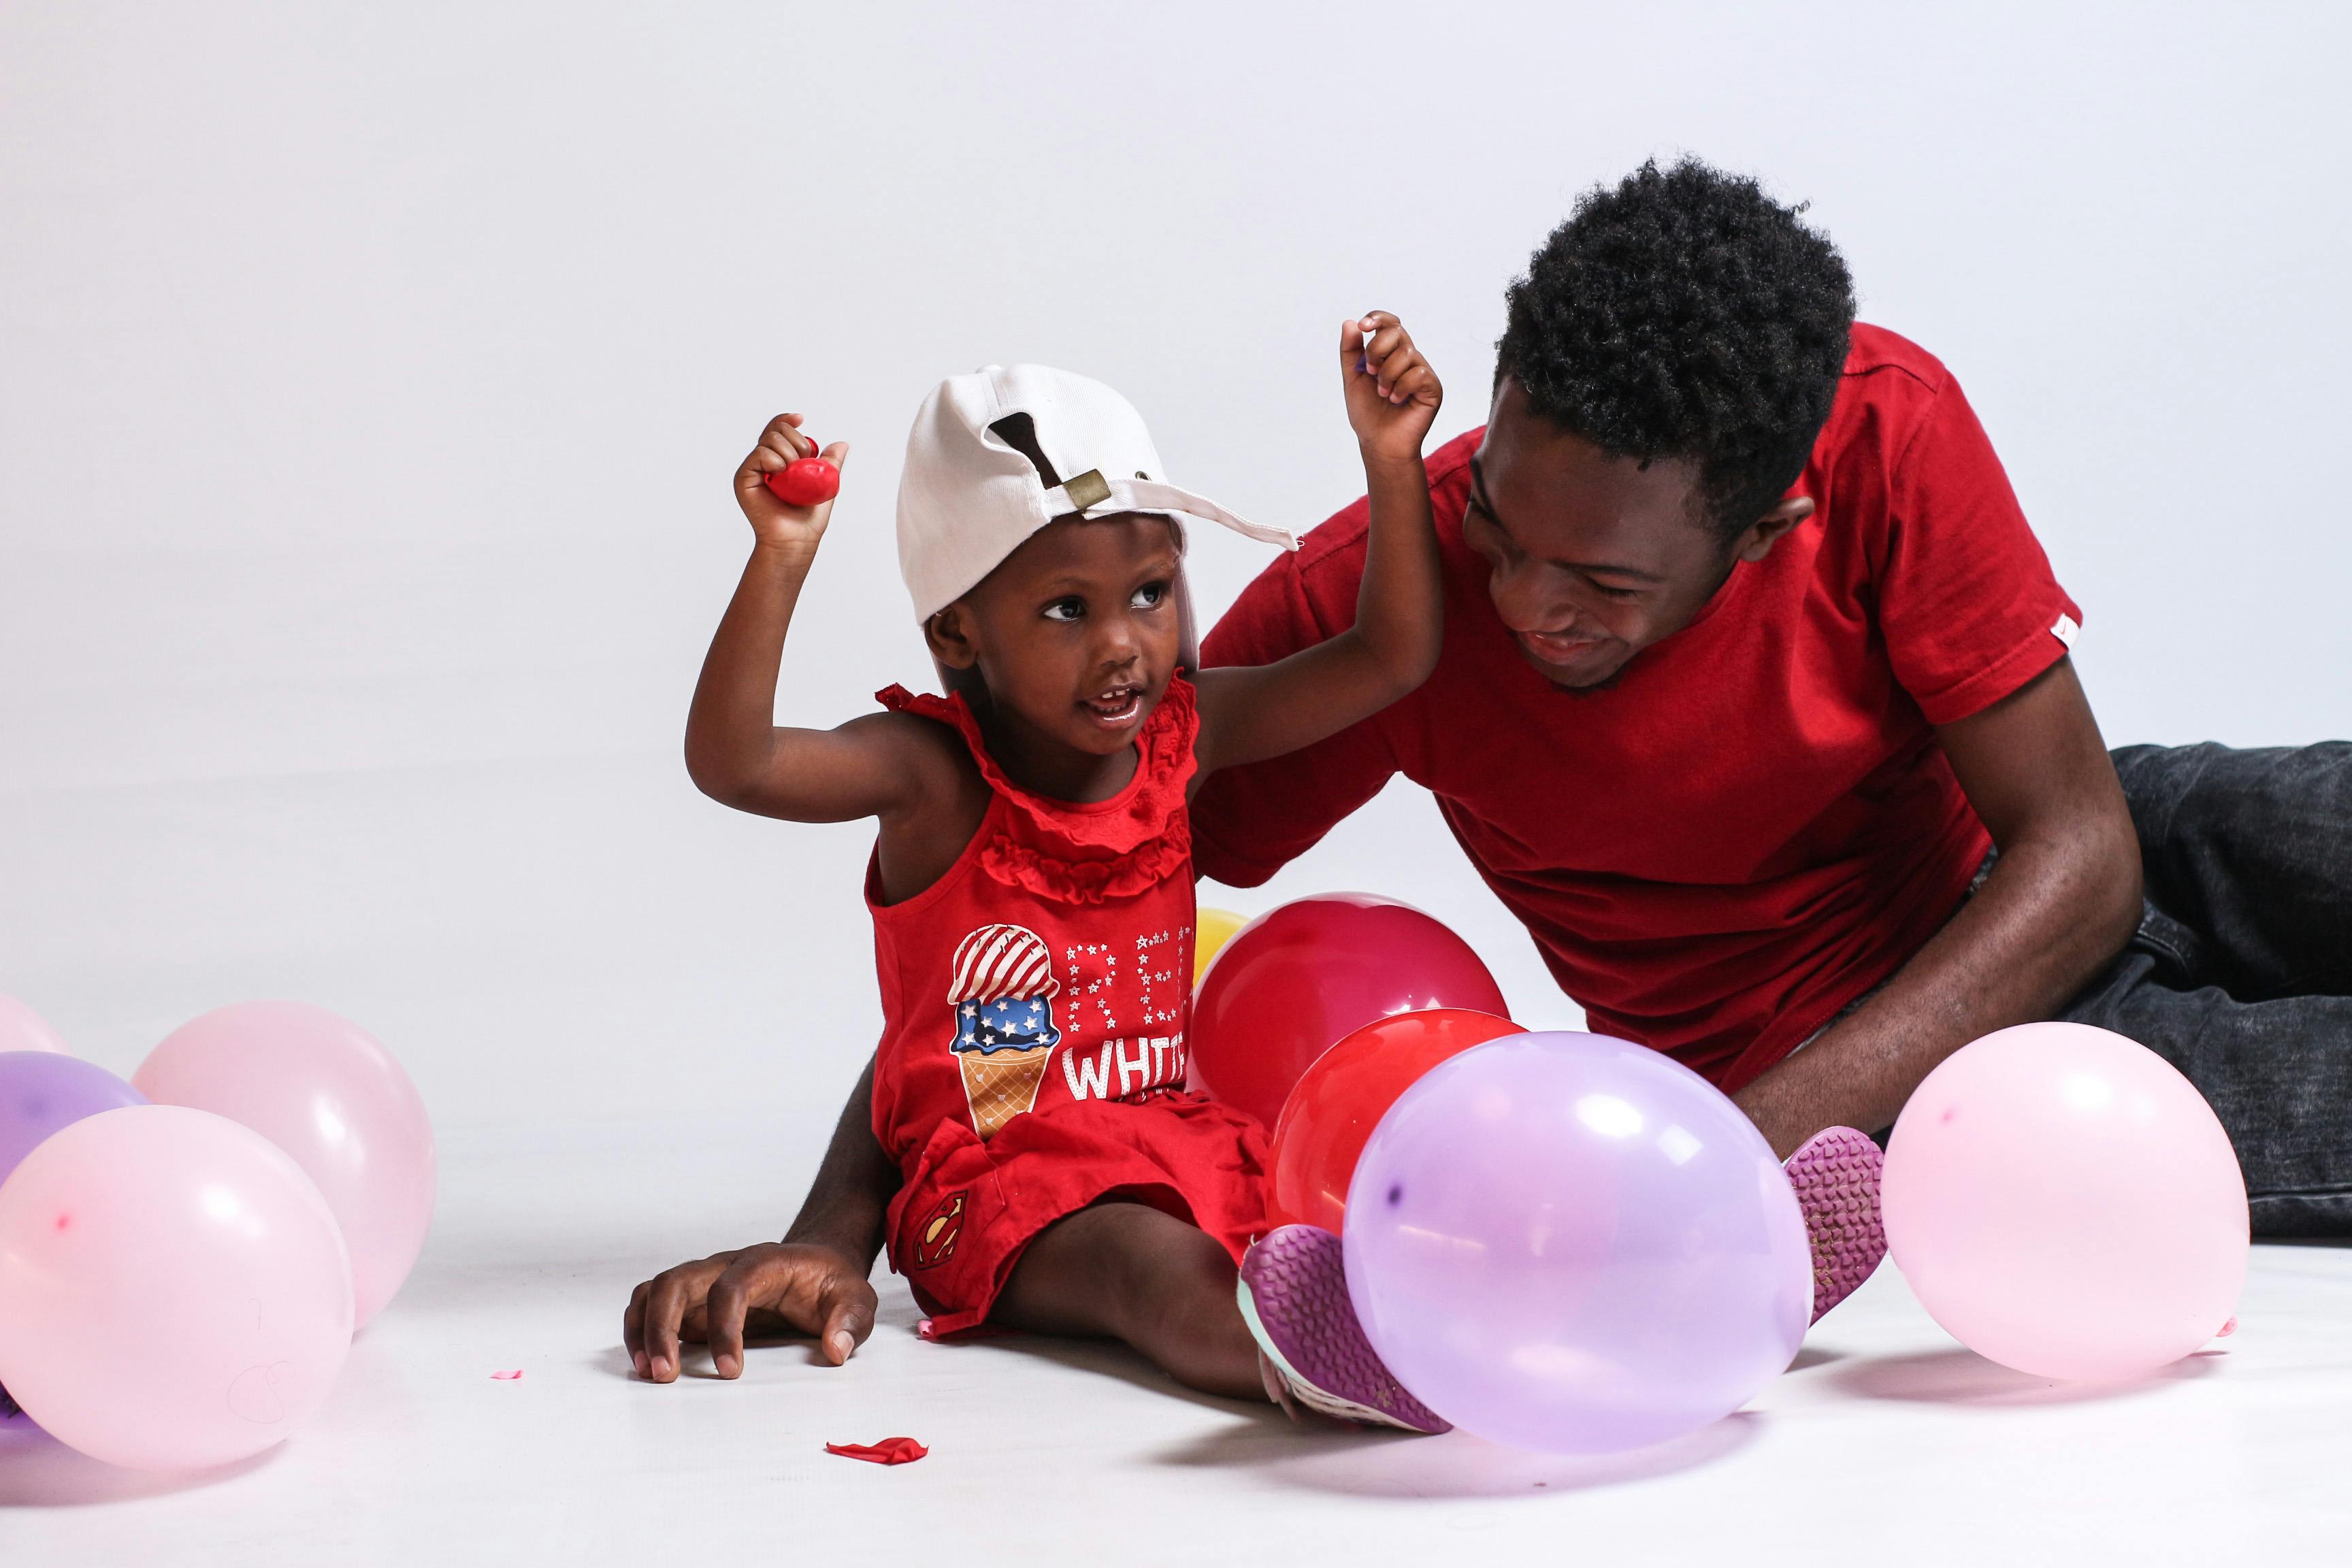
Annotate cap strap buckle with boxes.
[1061,469,1111,511]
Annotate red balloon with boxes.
[1266,1007,1524,1232]
[766,455,840,507]
[1189,894,1508,1132]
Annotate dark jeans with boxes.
[2063,743,2352,1239]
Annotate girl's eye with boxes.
[1043,598,1085,623]
[1130,581,1169,610]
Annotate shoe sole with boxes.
[1785,1126,1886,1323]
[1236,1226,1449,1434]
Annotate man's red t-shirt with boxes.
[1193,324,2081,1092]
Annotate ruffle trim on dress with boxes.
[876,676,1198,904]
[975,815,1194,904]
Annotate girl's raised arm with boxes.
[686,416,953,823]
[1192,314,1446,775]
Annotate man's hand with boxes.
[623,1241,878,1383]
[1341,312,1442,465]
[1731,657,2140,1157]
[733,412,851,554]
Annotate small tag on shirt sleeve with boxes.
[2051,612,2080,649]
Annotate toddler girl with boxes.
[628,316,1452,1426]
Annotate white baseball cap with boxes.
[896,363,1297,623]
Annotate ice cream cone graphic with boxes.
[947,924,1064,1140]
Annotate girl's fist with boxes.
[736,412,850,549]
[1341,312,1443,461]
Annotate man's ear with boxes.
[1732,495,1814,564]
[924,604,981,670]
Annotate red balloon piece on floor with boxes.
[1188,894,1509,1133]
[1265,1007,1524,1232]
[826,1437,929,1465]
[766,455,840,508]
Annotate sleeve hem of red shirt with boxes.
[1191,536,1394,889]
[1192,845,1284,889]
[1910,617,2076,728]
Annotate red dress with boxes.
[867,674,1269,1336]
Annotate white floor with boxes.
[4,1115,2346,1567]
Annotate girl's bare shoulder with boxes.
[844,707,987,815]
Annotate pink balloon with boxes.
[0,1105,353,1471]
[134,1001,434,1328]
[0,993,71,1055]
[1882,1022,2248,1382]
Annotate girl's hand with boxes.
[624,1241,879,1382]
[734,412,851,553]
[1341,312,1443,465]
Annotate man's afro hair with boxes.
[1497,158,1855,539]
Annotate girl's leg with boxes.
[992,1200,1267,1401]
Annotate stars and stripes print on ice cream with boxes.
[945,924,1063,1139]
[947,923,1062,1017]
[961,995,1059,1053]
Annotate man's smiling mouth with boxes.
[1518,629,1603,664]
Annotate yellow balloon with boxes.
[1194,907,1249,985]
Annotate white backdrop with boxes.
[4,2,2348,1158]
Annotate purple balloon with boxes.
[1343,1030,1810,1453]
[0,1051,147,1189]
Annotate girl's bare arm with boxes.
[1192,314,1444,774]
[685,415,955,823]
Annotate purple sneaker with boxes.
[1235,1225,1448,1433]
[1785,1126,1886,1322]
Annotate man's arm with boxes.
[1733,657,2142,1157]
[624,1054,902,1382]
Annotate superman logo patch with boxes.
[910,1190,968,1270]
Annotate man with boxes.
[625,159,2350,1379]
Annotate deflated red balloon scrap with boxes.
[826,1437,929,1466]
[766,454,840,508]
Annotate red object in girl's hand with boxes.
[766,454,840,508]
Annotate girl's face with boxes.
[927,512,1183,764]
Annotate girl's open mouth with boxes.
[1081,685,1144,726]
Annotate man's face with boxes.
[1466,377,1804,689]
